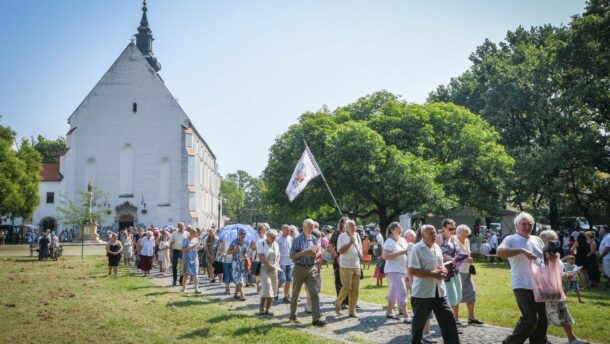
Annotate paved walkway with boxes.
[136,267,567,344]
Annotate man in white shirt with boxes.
[479,240,491,256]
[169,222,188,286]
[276,224,294,303]
[488,231,498,254]
[598,225,610,288]
[408,224,459,344]
[334,220,362,318]
[497,212,549,344]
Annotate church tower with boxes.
[40,1,222,233]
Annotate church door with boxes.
[119,214,135,231]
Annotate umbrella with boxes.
[218,224,258,244]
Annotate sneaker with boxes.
[468,318,484,325]
[312,320,327,327]
[569,339,589,344]
[422,334,438,343]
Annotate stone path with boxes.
[134,267,570,344]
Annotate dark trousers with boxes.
[411,294,460,344]
[504,289,548,344]
[171,249,182,285]
[333,258,348,305]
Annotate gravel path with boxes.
[136,267,569,344]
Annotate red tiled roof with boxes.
[186,147,195,156]
[40,163,63,181]
[189,211,198,219]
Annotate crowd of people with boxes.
[99,213,609,344]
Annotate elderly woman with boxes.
[157,230,171,274]
[455,225,483,325]
[205,229,219,282]
[251,224,267,292]
[539,230,589,344]
[383,222,411,323]
[228,228,250,301]
[137,231,156,277]
[106,233,123,277]
[257,229,280,316]
[121,230,133,266]
[181,226,201,294]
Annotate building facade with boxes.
[31,2,221,234]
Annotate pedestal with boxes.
[80,222,105,244]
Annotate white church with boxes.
[31,2,222,234]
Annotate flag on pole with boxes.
[285,146,322,202]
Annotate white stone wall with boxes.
[31,181,62,229]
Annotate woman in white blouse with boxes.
[257,229,280,316]
[382,222,411,323]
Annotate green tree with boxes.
[30,135,66,163]
[55,187,111,232]
[0,119,42,220]
[262,92,513,230]
[221,178,245,222]
[429,2,610,227]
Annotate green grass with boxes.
[0,256,335,344]
[319,259,610,344]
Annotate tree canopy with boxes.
[262,92,514,229]
[0,119,42,220]
[30,135,66,164]
[428,0,610,227]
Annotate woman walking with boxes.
[257,229,280,316]
[157,230,171,274]
[121,230,133,266]
[251,224,267,292]
[106,233,123,277]
[436,218,463,322]
[205,229,219,282]
[585,231,600,288]
[228,228,250,301]
[383,222,411,323]
[455,225,483,325]
[213,238,224,285]
[138,231,156,277]
[181,227,202,293]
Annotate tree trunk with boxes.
[377,205,389,239]
[549,197,559,231]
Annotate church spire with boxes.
[134,0,161,72]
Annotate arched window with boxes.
[159,158,170,205]
[85,157,97,188]
[120,144,134,196]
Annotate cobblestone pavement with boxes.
[138,268,567,344]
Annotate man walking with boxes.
[289,219,326,327]
[170,222,188,287]
[277,224,294,303]
[497,212,549,344]
[409,224,459,344]
[334,219,363,318]
[329,217,349,308]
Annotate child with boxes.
[361,236,372,270]
[374,257,385,287]
[562,255,584,303]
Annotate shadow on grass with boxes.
[145,291,171,297]
[207,313,249,324]
[8,259,38,263]
[363,284,385,290]
[178,327,211,339]
[166,299,214,308]
[233,323,275,336]
[126,285,157,290]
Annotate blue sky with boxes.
[0,0,586,177]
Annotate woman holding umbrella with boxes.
[228,228,251,301]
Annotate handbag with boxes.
[252,261,262,276]
[469,264,476,275]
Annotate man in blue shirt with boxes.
[289,218,326,327]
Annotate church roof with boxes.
[40,163,63,182]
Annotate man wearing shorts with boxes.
[277,224,294,303]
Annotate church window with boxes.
[120,144,134,196]
[159,158,170,205]
[132,102,137,113]
[46,192,54,204]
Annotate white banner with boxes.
[285,147,321,202]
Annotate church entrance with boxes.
[40,217,57,233]
[115,202,137,231]
[118,214,135,230]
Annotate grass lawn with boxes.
[0,256,335,344]
[319,259,610,344]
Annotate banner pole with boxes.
[303,140,343,216]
